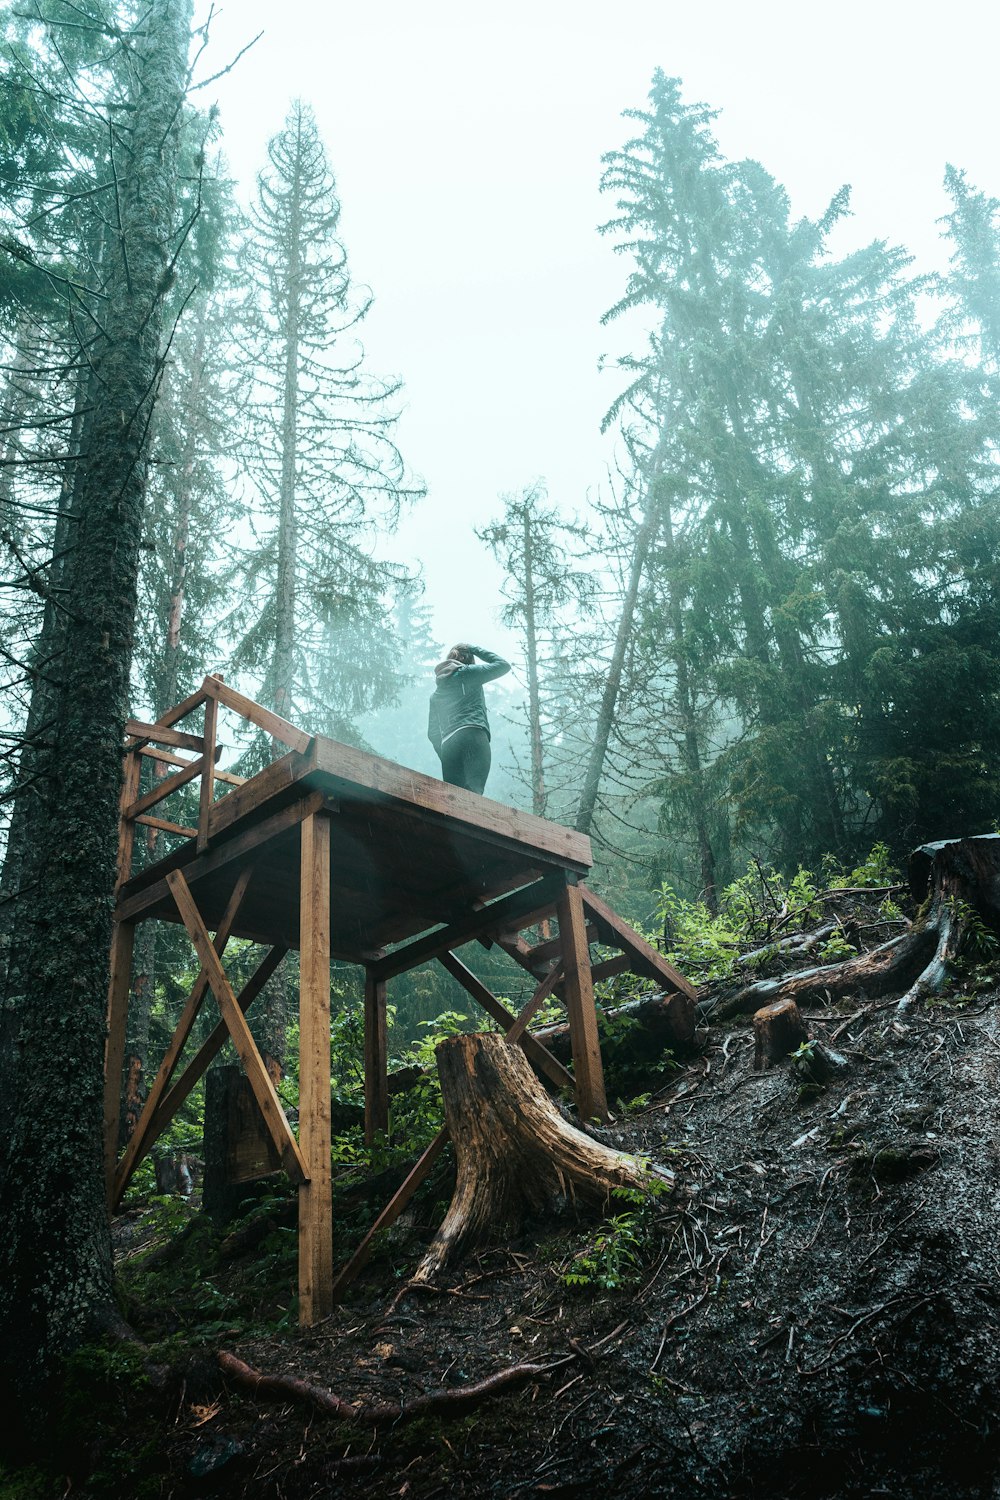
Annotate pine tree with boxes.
[477,483,592,818]
[231,101,422,745]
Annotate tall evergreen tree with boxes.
[0,0,195,1419]
[477,483,592,818]
[231,101,422,745]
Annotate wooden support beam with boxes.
[298,811,334,1325]
[580,885,696,1001]
[137,743,243,786]
[125,719,206,752]
[198,692,218,853]
[145,944,287,1154]
[437,951,574,1093]
[504,963,564,1046]
[103,920,135,1200]
[127,753,206,821]
[364,970,389,1146]
[589,953,632,984]
[111,869,254,1207]
[134,814,197,839]
[155,680,210,729]
[492,930,555,981]
[116,790,325,925]
[557,881,608,1122]
[330,1127,449,1302]
[116,749,142,892]
[528,924,597,965]
[370,874,567,983]
[166,869,308,1182]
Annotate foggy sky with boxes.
[193,0,999,671]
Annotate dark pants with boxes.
[439,727,492,795]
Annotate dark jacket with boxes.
[427,646,511,754]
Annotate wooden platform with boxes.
[104,677,696,1323]
[116,731,593,958]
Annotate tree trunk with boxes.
[0,0,193,1420]
[522,506,546,817]
[412,1033,670,1284]
[575,452,664,835]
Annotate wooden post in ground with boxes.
[364,970,388,1146]
[298,810,333,1324]
[104,918,136,1201]
[556,879,608,1122]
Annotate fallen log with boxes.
[412,1032,671,1284]
[712,835,1000,1022]
[711,928,935,1020]
[535,988,697,1071]
[218,1349,565,1424]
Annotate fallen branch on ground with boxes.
[218,1349,570,1423]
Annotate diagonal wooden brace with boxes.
[437,951,574,1093]
[501,961,564,1045]
[166,869,308,1182]
[144,943,287,1162]
[112,867,255,1208]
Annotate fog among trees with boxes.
[0,3,998,1488]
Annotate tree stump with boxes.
[753,999,808,1070]
[412,1033,671,1284]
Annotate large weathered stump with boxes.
[412,1032,670,1284]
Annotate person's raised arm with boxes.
[462,645,511,684]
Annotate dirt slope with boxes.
[82,970,1000,1500]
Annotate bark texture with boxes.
[413,1033,670,1284]
[715,836,1000,1021]
[0,0,193,1424]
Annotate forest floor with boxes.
[13,890,1000,1500]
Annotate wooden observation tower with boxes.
[105,676,696,1322]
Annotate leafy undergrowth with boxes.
[8,887,1000,1499]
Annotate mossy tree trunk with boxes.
[0,0,193,1426]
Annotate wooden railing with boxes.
[116,675,311,889]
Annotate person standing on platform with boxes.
[427,643,511,795]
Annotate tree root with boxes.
[218,1349,568,1424]
[710,836,1000,1022]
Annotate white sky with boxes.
[193,0,999,663]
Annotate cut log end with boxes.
[413,1032,670,1284]
[752,998,808,1070]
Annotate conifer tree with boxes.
[478,483,592,818]
[0,0,195,1413]
[231,101,422,745]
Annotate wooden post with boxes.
[556,879,608,1122]
[364,969,389,1146]
[104,919,135,1201]
[298,810,333,1325]
[197,690,218,853]
[116,747,142,892]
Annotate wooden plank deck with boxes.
[115,734,594,961]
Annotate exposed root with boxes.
[218,1349,569,1424]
